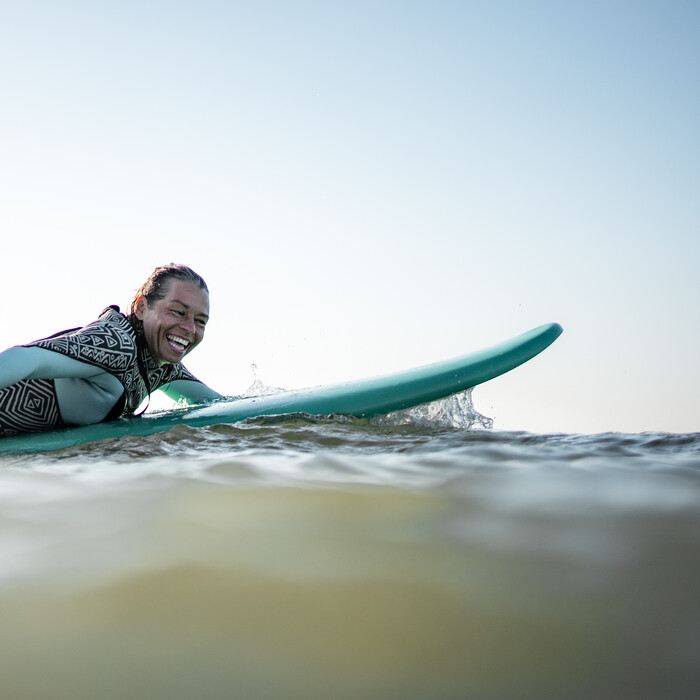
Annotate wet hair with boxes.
[129,264,209,315]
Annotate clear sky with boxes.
[1,1,698,434]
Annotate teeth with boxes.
[167,335,190,351]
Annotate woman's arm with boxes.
[159,379,224,405]
[0,346,125,426]
[0,346,107,389]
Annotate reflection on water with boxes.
[1,421,699,699]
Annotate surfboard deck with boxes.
[0,323,563,455]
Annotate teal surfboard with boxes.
[0,323,562,455]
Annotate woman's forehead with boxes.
[161,280,210,313]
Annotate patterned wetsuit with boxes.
[0,306,199,437]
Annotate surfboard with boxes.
[0,323,563,455]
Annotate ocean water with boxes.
[0,394,699,700]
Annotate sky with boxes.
[1,0,698,434]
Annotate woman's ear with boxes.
[133,295,147,320]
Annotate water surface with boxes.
[1,414,699,699]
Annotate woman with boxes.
[0,264,222,437]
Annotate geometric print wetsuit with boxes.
[0,306,199,437]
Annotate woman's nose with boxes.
[180,316,196,334]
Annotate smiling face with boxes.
[134,279,210,365]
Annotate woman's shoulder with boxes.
[27,306,139,372]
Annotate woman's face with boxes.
[134,279,210,365]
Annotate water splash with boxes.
[243,363,285,398]
[371,388,493,430]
